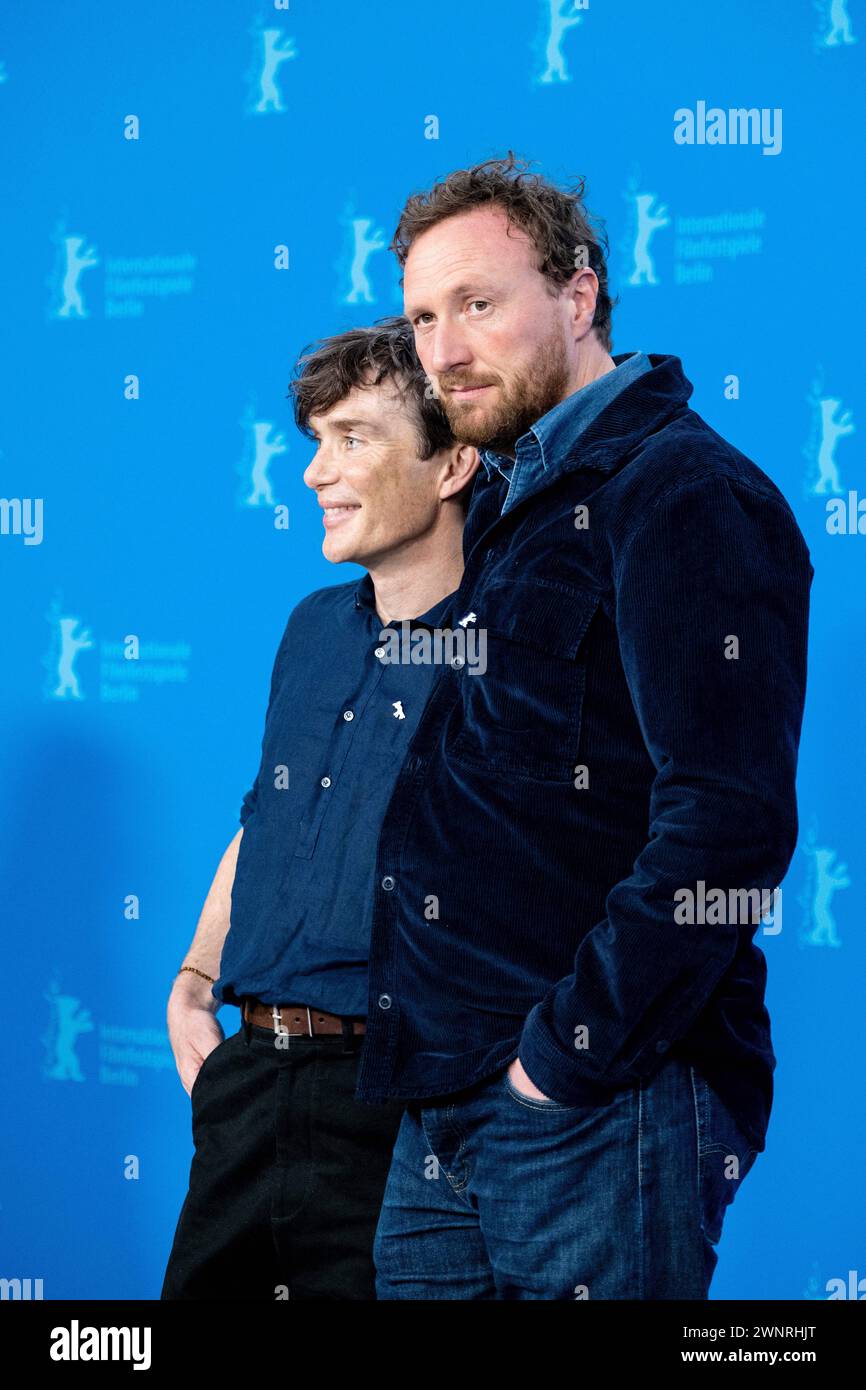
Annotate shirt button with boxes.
[343,710,354,721]
[378,994,392,1010]
[655,1040,669,1054]
[320,776,331,788]
[451,655,465,670]
[381,875,395,891]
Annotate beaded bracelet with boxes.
[177,965,215,983]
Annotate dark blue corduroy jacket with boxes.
[355,353,813,1154]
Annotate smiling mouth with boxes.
[322,504,361,528]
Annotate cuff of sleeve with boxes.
[518,1003,623,1106]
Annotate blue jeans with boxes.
[373,1055,759,1299]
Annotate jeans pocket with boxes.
[190,1032,229,1106]
[690,1065,758,1246]
[501,1068,588,1113]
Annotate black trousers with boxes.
[160,1013,405,1300]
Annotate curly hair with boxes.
[288,315,455,460]
[391,152,616,352]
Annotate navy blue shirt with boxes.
[213,573,455,1015]
[356,352,814,1156]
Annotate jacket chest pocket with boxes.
[450,579,599,783]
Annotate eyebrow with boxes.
[405,281,499,319]
[309,415,383,435]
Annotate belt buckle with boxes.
[270,1004,313,1036]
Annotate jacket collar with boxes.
[480,352,694,516]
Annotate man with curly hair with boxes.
[356,155,813,1300]
[162,318,478,1300]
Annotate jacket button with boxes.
[381,875,395,891]
[320,776,331,788]
[378,994,392,1010]
[451,655,465,670]
[343,710,354,721]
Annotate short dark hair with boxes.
[391,152,616,352]
[288,315,456,459]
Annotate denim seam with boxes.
[699,1074,759,1176]
[419,1105,472,1203]
[442,1103,472,1195]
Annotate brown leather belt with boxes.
[242,997,366,1037]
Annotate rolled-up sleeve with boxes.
[239,778,260,828]
[518,474,813,1103]
[238,621,291,828]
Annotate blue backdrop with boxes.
[1,0,863,1301]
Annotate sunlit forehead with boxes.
[404,209,538,321]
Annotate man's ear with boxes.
[440,443,480,503]
[566,264,599,338]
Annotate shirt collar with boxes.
[354,571,454,627]
[479,351,653,510]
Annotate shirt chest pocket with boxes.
[450,579,599,783]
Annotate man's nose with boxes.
[425,320,472,378]
[303,447,336,490]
